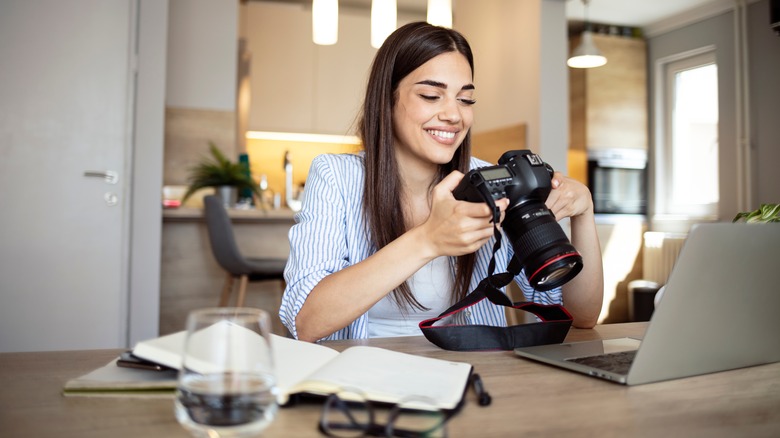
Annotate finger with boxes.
[545,191,565,220]
[551,172,564,189]
[454,227,496,253]
[435,170,466,194]
[454,199,494,219]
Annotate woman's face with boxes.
[392,51,475,171]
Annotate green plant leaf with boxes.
[181,142,260,204]
[733,203,780,223]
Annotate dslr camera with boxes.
[453,150,583,291]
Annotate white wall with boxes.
[456,0,569,172]
[166,0,238,110]
[747,0,780,204]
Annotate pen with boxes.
[471,372,492,406]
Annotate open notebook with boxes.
[65,326,472,410]
[514,223,780,385]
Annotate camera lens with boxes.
[501,204,583,291]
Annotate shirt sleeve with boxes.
[280,155,354,340]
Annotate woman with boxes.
[280,22,603,342]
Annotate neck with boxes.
[395,152,438,197]
[394,153,439,229]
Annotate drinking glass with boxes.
[175,307,278,437]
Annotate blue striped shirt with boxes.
[280,152,563,341]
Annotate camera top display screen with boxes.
[479,167,512,181]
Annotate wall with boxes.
[166,0,237,111]
[455,0,570,173]
[748,0,780,204]
[164,0,238,186]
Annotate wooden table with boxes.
[1,323,778,437]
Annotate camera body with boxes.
[452,150,555,207]
[453,150,583,291]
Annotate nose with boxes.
[438,97,462,123]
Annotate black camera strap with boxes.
[419,221,573,351]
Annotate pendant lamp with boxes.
[567,0,607,68]
[313,0,338,45]
[371,0,397,49]
[427,0,452,28]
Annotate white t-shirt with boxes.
[367,256,453,337]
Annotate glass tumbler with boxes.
[175,307,278,438]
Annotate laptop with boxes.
[513,223,780,385]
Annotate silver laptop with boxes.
[514,223,780,385]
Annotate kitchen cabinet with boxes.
[569,33,648,152]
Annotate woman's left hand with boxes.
[545,172,594,221]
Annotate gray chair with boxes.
[203,195,287,307]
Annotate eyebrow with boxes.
[415,79,475,91]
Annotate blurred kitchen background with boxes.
[2,0,778,352]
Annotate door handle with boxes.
[84,170,119,184]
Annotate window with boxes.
[656,50,719,218]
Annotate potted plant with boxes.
[181,142,260,208]
[732,203,780,223]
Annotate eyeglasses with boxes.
[319,388,450,437]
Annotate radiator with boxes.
[642,231,688,285]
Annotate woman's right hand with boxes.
[419,171,509,258]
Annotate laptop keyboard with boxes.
[565,350,637,375]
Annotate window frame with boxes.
[653,46,720,221]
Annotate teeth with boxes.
[426,130,456,139]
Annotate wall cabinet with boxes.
[244,2,424,136]
[569,33,648,152]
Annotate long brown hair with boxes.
[357,22,476,310]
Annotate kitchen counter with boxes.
[163,206,296,223]
[160,206,294,336]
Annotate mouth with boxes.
[425,129,457,141]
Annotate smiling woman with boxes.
[279,21,605,343]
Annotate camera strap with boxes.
[418,221,573,351]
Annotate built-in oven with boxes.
[587,149,647,215]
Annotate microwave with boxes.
[587,149,647,215]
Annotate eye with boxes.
[419,94,439,101]
[459,98,477,106]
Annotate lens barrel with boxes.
[502,203,584,291]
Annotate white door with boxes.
[0,1,135,352]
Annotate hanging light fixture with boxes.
[371,0,397,49]
[427,0,452,28]
[567,0,607,68]
[312,0,338,45]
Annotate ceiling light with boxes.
[313,0,338,45]
[567,30,607,68]
[427,0,452,28]
[567,0,607,69]
[371,0,397,49]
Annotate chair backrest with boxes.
[203,195,252,275]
